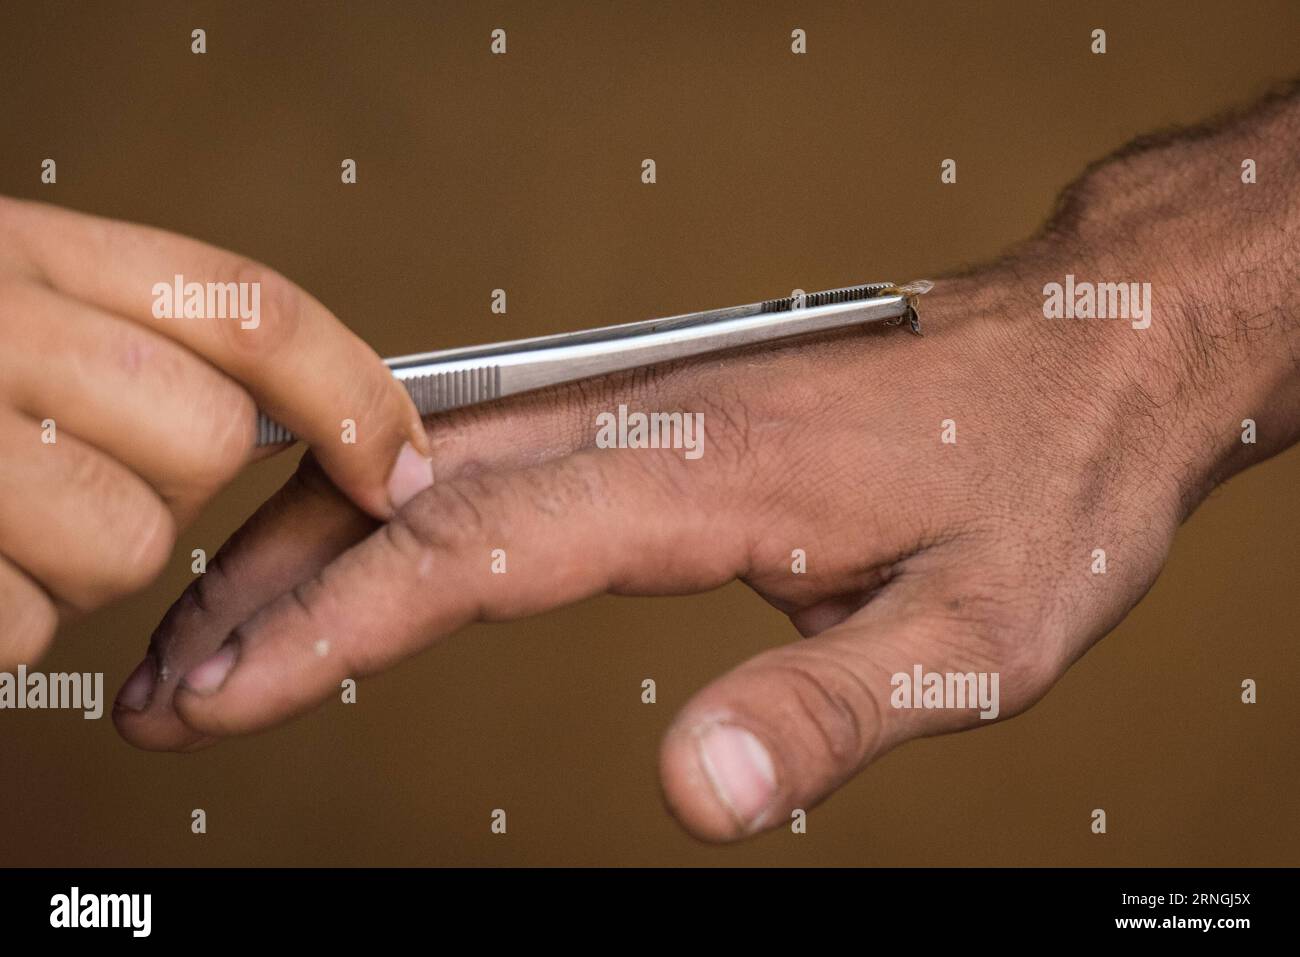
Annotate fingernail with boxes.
[696,723,777,828]
[115,657,156,712]
[181,641,238,696]
[387,441,434,511]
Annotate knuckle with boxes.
[108,499,176,596]
[189,382,256,481]
[379,514,435,570]
[61,451,172,590]
[160,373,256,488]
[214,258,303,359]
[992,626,1059,702]
[760,650,883,771]
[613,386,763,518]
[392,473,497,556]
[285,573,331,641]
[81,307,257,490]
[925,580,1058,707]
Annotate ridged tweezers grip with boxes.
[406,364,501,412]
[760,282,890,314]
[255,364,501,446]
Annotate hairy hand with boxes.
[113,86,1300,842]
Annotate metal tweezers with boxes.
[255,279,934,445]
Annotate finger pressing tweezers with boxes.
[254,279,934,446]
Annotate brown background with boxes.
[1,0,1297,866]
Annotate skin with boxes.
[0,198,436,666]
[103,83,1300,842]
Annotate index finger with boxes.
[4,197,432,519]
[168,448,749,738]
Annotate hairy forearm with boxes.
[1065,80,1299,462]
[941,81,1300,517]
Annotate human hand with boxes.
[113,87,1300,842]
[0,198,433,668]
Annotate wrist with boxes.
[1070,86,1300,505]
[939,229,1293,531]
[1159,253,1300,497]
[1020,114,1300,515]
[928,84,1300,527]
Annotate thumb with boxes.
[659,572,1046,842]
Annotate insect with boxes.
[878,280,935,334]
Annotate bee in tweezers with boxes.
[878,279,934,334]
